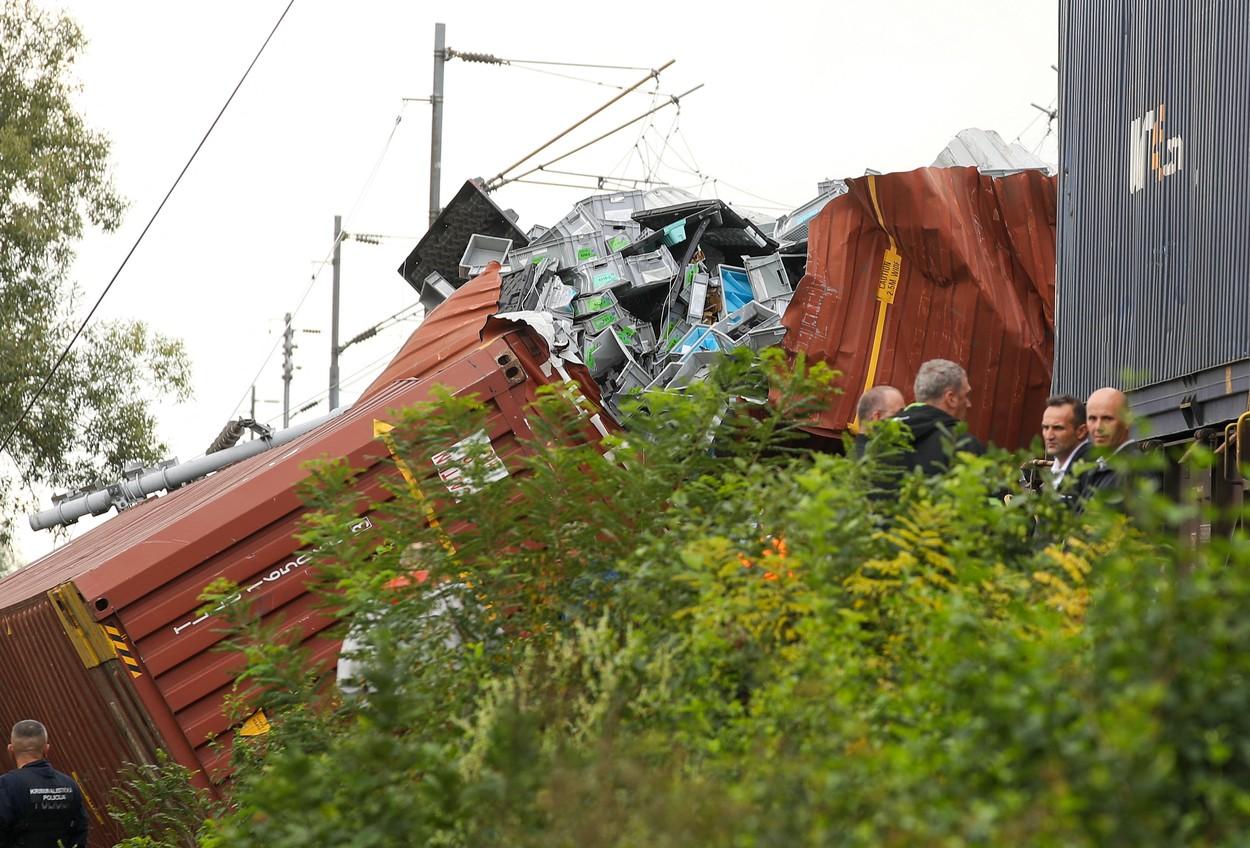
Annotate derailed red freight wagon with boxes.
[0,267,611,847]
[782,165,1056,449]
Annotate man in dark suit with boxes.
[1074,387,1161,507]
[1041,394,1090,492]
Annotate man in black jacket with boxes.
[894,359,984,475]
[0,720,88,848]
[1074,386,1157,506]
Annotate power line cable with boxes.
[704,178,796,210]
[639,128,798,211]
[265,334,414,427]
[607,77,660,183]
[485,61,676,189]
[507,62,631,89]
[506,62,682,98]
[1032,123,1056,156]
[537,168,664,187]
[675,123,704,176]
[505,57,654,71]
[349,232,422,243]
[0,0,298,463]
[513,177,619,191]
[646,109,682,182]
[339,302,423,350]
[224,106,408,420]
[1012,96,1057,145]
[495,83,703,191]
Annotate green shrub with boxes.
[113,350,1250,847]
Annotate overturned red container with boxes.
[0,267,611,847]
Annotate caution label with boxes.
[877,246,902,304]
[239,709,271,737]
[102,625,142,679]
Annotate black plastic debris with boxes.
[398,179,530,301]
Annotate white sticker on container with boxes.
[430,430,509,500]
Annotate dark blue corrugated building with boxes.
[1056,0,1250,438]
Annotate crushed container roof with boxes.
[782,165,1056,449]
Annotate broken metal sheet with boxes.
[932,128,1053,176]
[492,310,577,361]
[773,183,848,245]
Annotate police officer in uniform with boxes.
[0,720,88,848]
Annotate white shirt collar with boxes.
[1050,440,1089,486]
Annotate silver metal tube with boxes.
[29,409,344,532]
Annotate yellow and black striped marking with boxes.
[102,625,143,679]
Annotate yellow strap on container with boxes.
[374,419,457,555]
[851,175,904,432]
[71,771,104,825]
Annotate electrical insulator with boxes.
[282,314,296,381]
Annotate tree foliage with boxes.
[0,0,190,555]
[114,349,1250,847]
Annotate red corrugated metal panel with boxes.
[782,166,1056,449]
[0,273,609,803]
[0,592,163,848]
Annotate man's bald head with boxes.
[9,720,48,761]
[1086,387,1130,449]
[857,385,905,425]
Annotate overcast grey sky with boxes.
[19,0,1059,561]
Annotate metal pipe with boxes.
[1224,421,1238,482]
[29,409,345,532]
[1236,411,1250,470]
[484,59,676,190]
[429,23,446,226]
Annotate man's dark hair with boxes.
[10,719,47,755]
[1046,394,1086,425]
